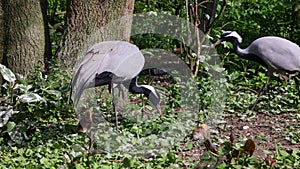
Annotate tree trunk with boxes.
[2,0,49,77]
[292,0,298,34]
[0,1,3,84]
[56,0,135,72]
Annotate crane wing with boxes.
[68,41,145,105]
[248,37,300,72]
[99,41,145,80]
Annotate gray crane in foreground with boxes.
[68,41,162,131]
[214,31,300,110]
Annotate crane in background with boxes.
[214,31,300,110]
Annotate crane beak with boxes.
[213,40,221,47]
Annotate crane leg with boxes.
[114,106,119,131]
[251,74,271,111]
[112,86,120,132]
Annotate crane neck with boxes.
[129,77,151,97]
[231,39,248,59]
[231,39,267,67]
[128,77,161,114]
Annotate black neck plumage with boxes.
[128,77,151,98]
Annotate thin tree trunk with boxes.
[56,0,135,72]
[40,0,52,70]
[292,0,298,34]
[0,0,3,84]
[3,0,49,76]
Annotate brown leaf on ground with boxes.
[230,131,235,144]
[204,139,219,155]
[265,155,276,167]
[243,138,255,156]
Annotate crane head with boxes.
[213,31,243,47]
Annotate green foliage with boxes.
[216,0,299,43]
[195,135,300,169]
[0,61,73,141]
[134,0,186,16]
[0,64,45,129]
[47,0,66,55]
[195,135,260,168]
[217,138,261,168]
[275,148,300,168]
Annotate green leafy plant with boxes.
[0,64,46,130]
[0,62,73,147]
[275,148,300,168]
[194,133,273,168]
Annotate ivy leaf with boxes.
[0,64,16,83]
[13,84,32,93]
[71,144,85,152]
[17,93,46,103]
[44,89,61,99]
[0,109,19,128]
[5,121,16,132]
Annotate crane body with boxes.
[68,41,162,131]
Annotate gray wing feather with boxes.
[247,37,300,72]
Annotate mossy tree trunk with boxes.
[2,0,50,77]
[56,0,135,72]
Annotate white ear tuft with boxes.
[141,85,159,99]
[226,31,243,43]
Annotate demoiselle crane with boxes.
[68,41,162,129]
[214,31,300,110]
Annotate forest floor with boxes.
[222,111,300,155]
[148,73,300,164]
[179,110,300,163]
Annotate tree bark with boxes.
[292,0,298,33]
[3,0,49,77]
[56,0,135,72]
[0,1,3,84]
